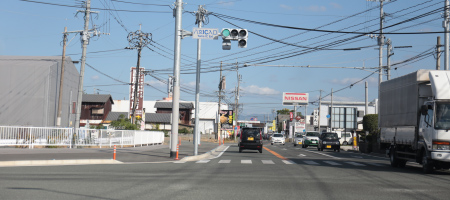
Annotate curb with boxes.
[179,145,227,162]
[0,159,122,167]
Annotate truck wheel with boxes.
[259,148,262,153]
[398,160,407,168]
[239,147,242,153]
[294,144,297,147]
[390,148,399,167]
[422,154,434,174]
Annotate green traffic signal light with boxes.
[222,29,230,37]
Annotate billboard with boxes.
[283,92,309,105]
[129,67,145,118]
[220,110,234,129]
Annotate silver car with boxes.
[271,133,285,145]
[293,133,304,147]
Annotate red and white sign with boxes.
[283,92,309,105]
[295,115,301,121]
[129,67,145,118]
[289,112,293,121]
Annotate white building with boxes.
[316,100,378,132]
[110,100,227,134]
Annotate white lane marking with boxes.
[196,160,210,164]
[218,160,230,164]
[298,154,306,157]
[174,161,186,164]
[323,161,342,166]
[366,162,383,167]
[262,160,275,164]
[214,146,230,158]
[304,160,319,165]
[346,162,366,166]
[351,156,364,159]
[304,150,342,159]
[241,160,252,164]
[282,160,295,164]
[280,148,288,151]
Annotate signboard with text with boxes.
[283,92,309,106]
[129,67,145,118]
[193,28,219,40]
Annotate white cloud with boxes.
[217,1,234,7]
[304,5,327,12]
[242,85,280,95]
[280,4,294,10]
[91,75,100,81]
[145,80,166,87]
[329,2,342,9]
[329,77,377,86]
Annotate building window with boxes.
[330,107,356,130]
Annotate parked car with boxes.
[238,127,263,153]
[338,132,353,145]
[302,131,320,148]
[293,133,304,146]
[271,133,285,145]
[318,132,340,152]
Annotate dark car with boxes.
[318,132,340,152]
[239,127,263,153]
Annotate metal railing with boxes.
[0,126,164,148]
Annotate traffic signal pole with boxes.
[193,5,207,155]
[170,0,183,158]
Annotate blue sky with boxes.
[0,0,444,120]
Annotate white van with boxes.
[336,132,353,145]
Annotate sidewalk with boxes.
[0,140,222,167]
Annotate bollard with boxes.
[175,144,180,160]
[113,145,116,160]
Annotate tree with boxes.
[110,114,140,130]
[276,108,302,117]
[362,114,378,134]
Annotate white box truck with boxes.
[380,69,450,173]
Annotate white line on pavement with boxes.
[262,160,275,164]
[304,150,342,159]
[241,160,252,164]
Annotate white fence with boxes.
[0,126,164,148]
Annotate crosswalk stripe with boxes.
[304,160,319,165]
[196,160,210,163]
[174,161,186,164]
[241,160,252,164]
[262,160,275,164]
[282,160,295,164]
[218,160,230,164]
[346,162,366,166]
[323,161,341,166]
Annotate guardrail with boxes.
[0,126,164,148]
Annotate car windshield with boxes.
[273,134,283,137]
[323,133,338,140]
[295,134,303,138]
[306,132,320,137]
[435,102,450,130]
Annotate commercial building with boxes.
[0,56,79,127]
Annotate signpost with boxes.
[192,28,219,40]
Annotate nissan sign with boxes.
[282,92,309,105]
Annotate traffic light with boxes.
[238,29,247,48]
[221,28,248,49]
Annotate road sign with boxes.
[295,116,301,121]
[193,28,219,40]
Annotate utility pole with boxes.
[318,90,322,133]
[170,0,183,158]
[235,63,241,142]
[437,36,441,70]
[365,82,368,117]
[193,5,207,155]
[378,0,384,86]
[57,27,68,127]
[127,26,152,125]
[386,38,392,80]
[75,0,93,131]
[217,62,223,141]
[445,0,449,70]
[329,90,332,132]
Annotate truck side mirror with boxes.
[421,105,428,115]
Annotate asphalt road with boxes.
[1,140,450,200]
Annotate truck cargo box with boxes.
[379,70,433,127]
